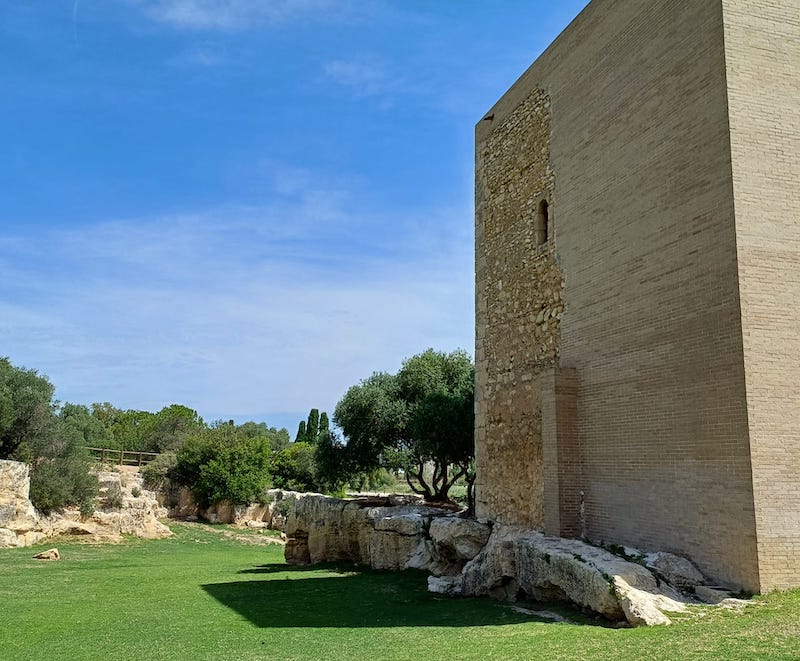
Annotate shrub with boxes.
[131,486,142,498]
[29,454,99,515]
[142,451,178,491]
[104,482,124,509]
[172,430,273,508]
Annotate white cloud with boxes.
[0,169,473,426]
[323,57,393,97]
[130,0,369,31]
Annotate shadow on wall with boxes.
[202,564,551,629]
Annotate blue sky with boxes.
[1,0,588,434]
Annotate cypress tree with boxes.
[318,411,330,440]
[295,420,307,443]
[306,409,319,444]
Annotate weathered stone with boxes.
[369,513,430,570]
[277,492,701,626]
[0,528,18,547]
[427,575,463,596]
[644,552,706,590]
[614,582,672,627]
[0,462,170,546]
[429,517,491,562]
[282,492,451,571]
[0,460,39,533]
[695,585,737,605]
[33,548,60,560]
[458,526,686,626]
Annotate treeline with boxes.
[59,402,290,455]
[0,356,291,513]
[1,347,476,516]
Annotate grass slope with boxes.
[1,522,799,660]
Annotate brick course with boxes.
[475,0,799,592]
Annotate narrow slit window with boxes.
[535,199,549,246]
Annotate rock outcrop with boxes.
[280,492,723,627]
[0,460,42,545]
[165,488,292,531]
[433,526,688,626]
[283,492,487,575]
[0,460,171,547]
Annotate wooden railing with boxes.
[85,447,160,467]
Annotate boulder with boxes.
[276,491,701,627]
[429,517,491,562]
[644,551,706,590]
[33,548,60,560]
[370,512,430,570]
[428,574,464,596]
[457,526,687,626]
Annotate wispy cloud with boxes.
[0,164,473,427]
[129,0,371,31]
[166,47,224,68]
[323,56,395,98]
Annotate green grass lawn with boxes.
[1,522,799,660]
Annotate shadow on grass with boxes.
[203,563,545,629]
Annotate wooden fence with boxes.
[85,447,160,467]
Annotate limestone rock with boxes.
[695,585,736,605]
[614,581,673,626]
[33,548,60,560]
[275,492,695,627]
[0,528,18,547]
[458,526,686,626]
[429,517,491,562]
[0,462,171,546]
[0,460,39,533]
[282,491,452,571]
[644,551,706,590]
[428,574,463,596]
[167,486,200,519]
[370,512,430,570]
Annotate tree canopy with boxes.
[0,357,57,460]
[333,349,475,504]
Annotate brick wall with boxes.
[476,0,800,590]
[723,0,800,591]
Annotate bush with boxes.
[142,452,178,491]
[271,442,316,492]
[172,430,273,508]
[29,453,98,515]
[104,482,123,509]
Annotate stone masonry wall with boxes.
[474,87,563,527]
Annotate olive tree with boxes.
[0,357,57,460]
[334,349,475,505]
